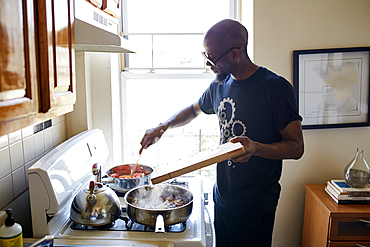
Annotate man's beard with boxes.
[215,73,229,84]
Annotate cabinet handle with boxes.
[358,218,370,224]
[355,244,370,247]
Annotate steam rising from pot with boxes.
[127,184,193,210]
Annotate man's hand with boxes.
[138,103,201,155]
[139,124,166,154]
[229,136,257,163]
[228,120,304,162]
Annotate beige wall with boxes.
[244,0,370,246]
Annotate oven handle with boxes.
[28,235,54,247]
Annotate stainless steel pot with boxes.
[124,184,193,232]
[104,164,153,193]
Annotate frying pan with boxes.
[124,184,193,232]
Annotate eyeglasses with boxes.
[202,47,241,67]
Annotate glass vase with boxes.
[344,149,370,188]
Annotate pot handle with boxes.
[155,214,165,233]
[101,175,114,184]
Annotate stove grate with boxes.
[70,217,186,233]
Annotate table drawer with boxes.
[329,217,370,241]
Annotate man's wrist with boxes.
[158,123,169,133]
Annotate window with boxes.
[120,0,243,193]
[121,0,239,72]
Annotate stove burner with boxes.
[71,221,116,230]
[70,217,186,233]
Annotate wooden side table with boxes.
[302,184,370,247]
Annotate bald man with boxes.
[139,19,304,246]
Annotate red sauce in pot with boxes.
[109,172,145,179]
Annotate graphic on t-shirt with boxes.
[217,97,247,144]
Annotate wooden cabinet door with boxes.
[37,0,76,113]
[0,0,39,132]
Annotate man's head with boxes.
[203,19,249,83]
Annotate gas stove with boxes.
[70,179,189,233]
[28,129,211,247]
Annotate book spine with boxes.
[328,182,370,198]
[331,180,370,193]
[327,181,341,194]
[325,188,339,203]
[325,187,370,204]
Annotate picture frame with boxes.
[293,47,370,129]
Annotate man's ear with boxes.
[232,48,241,61]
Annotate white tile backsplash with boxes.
[0,174,13,209]
[12,167,26,198]
[44,127,54,151]
[8,130,22,144]
[0,116,68,211]
[0,135,8,149]
[0,147,11,179]
[52,115,66,125]
[24,159,36,187]
[53,121,67,147]
[23,136,35,164]
[34,131,45,157]
[21,126,34,139]
[9,141,24,171]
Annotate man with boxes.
[139,19,304,247]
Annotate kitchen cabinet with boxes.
[0,0,75,136]
[302,184,370,247]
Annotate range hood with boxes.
[74,0,134,53]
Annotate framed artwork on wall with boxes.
[293,47,370,129]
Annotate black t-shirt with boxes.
[198,67,302,215]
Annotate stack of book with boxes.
[325,180,370,204]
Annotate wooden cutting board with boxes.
[151,142,245,184]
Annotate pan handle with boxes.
[155,214,165,233]
[101,175,114,184]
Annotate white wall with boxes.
[67,52,123,169]
[244,0,370,246]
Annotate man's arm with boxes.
[230,120,304,163]
[139,102,202,154]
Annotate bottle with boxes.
[0,209,23,247]
[344,149,370,188]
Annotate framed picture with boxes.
[293,47,370,129]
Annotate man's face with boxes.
[203,44,234,84]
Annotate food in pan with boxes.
[131,194,188,209]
